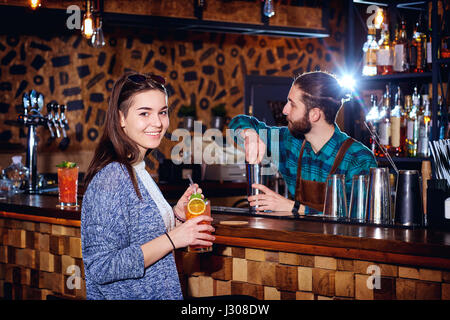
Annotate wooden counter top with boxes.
[1,193,450,268]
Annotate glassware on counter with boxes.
[56,161,79,208]
[0,178,14,198]
[349,175,369,222]
[2,155,29,193]
[323,174,348,219]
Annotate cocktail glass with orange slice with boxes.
[185,195,212,253]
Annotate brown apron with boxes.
[294,138,355,212]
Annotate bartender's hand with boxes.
[248,183,296,212]
[242,129,266,164]
[173,184,202,221]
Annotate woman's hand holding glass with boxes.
[168,215,215,249]
[170,183,215,249]
[173,183,201,221]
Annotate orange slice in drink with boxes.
[187,198,206,216]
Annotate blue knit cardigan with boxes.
[81,162,183,300]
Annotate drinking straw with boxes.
[187,174,197,193]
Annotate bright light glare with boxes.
[82,15,94,39]
[29,0,41,10]
[375,9,384,29]
[338,74,356,92]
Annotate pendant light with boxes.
[82,0,94,39]
[263,0,275,18]
[29,0,41,10]
[91,15,105,48]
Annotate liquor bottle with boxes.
[426,26,433,71]
[390,86,403,156]
[441,8,450,59]
[377,22,394,75]
[366,94,380,155]
[403,95,412,156]
[406,87,420,157]
[437,96,446,140]
[362,27,379,76]
[394,18,410,73]
[418,94,431,157]
[410,15,426,73]
[378,85,391,155]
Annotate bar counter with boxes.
[1,193,450,300]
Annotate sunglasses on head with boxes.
[127,73,166,86]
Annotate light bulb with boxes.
[263,0,275,18]
[374,9,384,29]
[91,16,105,48]
[29,0,41,10]
[82,12,94,39]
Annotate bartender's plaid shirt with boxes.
[229,115,377,214]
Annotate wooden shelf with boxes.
[0,5,330,39]
[359,72,432,82]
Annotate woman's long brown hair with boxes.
[83,72,167,199]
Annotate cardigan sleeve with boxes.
[81,164,145,285]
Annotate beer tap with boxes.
[21,92,30,124]
[52,103,61,138]
[17,90,67,194]
[46,103,55,138]
[59,104,67,138]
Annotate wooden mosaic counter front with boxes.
[1,194,450,300]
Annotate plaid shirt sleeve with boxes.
[228,116,378,215]
[228,115,302,198]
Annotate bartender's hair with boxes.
[84,72,167,199]
[293,71,347,124]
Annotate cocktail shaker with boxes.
[366,167,392,225]
[323,174,347,218]
[246,163,268,212]
[349,175,368,222]
[394,170,423,226]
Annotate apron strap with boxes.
[294,140,307,192]
[329,138,355,175]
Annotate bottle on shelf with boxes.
[393,18,410,73]
[406,87,420,157]
[377,17,394,75]
[366,94,380,155]
[441,7,450,59]
[362,27,379,76]
[378,84,391,155]
[403,94,412,155]
[390,86,403,157]
[410,15,426,73]
[425,8,434,71]
[426,25,433,71]
[417,94,431,157]
[437,96,446,140]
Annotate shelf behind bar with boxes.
[376,156,430,163]
[437,58,450,65]
[360,72,432,82]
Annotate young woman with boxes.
[81,72,215,300]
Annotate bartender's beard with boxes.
[288,114,312,140]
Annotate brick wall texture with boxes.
[0,217,85,300]
[1,216,450,300]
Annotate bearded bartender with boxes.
[229,71,377,215]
